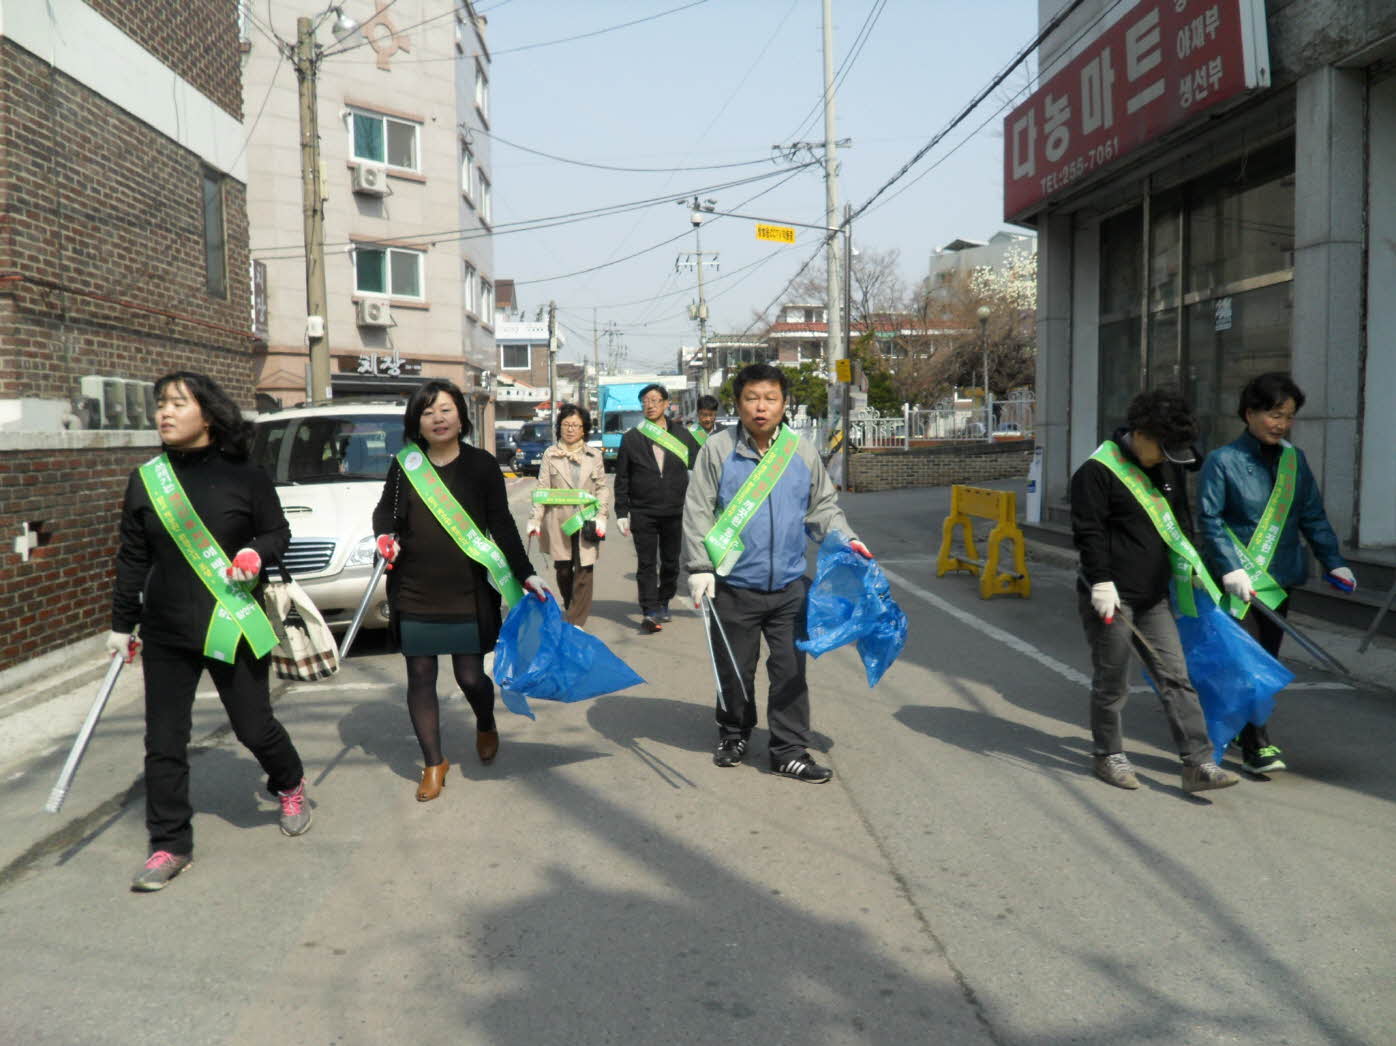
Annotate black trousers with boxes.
[631,511,683,612]
[710,578,812,762]
[142,641,304,855]
[1238,586,1293,748]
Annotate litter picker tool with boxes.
[700,593,747,715]
[338,550,391,661]
[1358,576,1396,655]
[45,634,138,813]
[1247,599,1354,679]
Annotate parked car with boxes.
[494,426,517,465]
[512,420,552,476]
[251,402,406,633]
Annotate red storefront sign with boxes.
[1003,0,1270,219]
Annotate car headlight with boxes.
[345,534,377,567]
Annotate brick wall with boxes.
[0,21,248,671]
[82,0,243,120]
[0,441,154,668]
[849,440,1033,492]
[0,42,253,399]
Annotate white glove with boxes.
[105,631,141,663]
[523,575,552,602]
[1221,568,1253,602]
[1090,581,1121,623]
[689,572,716,608]
[594,521,606,539]
[618,517,631,538]
[1328,566,1356,592]
[526,522,541,539]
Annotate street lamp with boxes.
[977,305,992,442]
[290,6,360,403]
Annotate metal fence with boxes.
[849,399,1034,450]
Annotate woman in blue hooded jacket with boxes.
[1197,372,1356,774]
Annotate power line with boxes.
[228,49,286,170]
[474,126,788,174]
[783,0,887,144]
[846,0,1094,228]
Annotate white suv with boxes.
[251,402,407,632]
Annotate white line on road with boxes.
[879,566,1091,687]
[881,567,1354,694]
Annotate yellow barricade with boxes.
[936,485,1031,599]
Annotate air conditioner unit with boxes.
[123,379,155,429]
[351,164,389,196]
[356,298,392,327]
[80,375,127,429]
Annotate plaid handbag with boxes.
[262,564,339,681]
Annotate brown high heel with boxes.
[416,760,449,801]
[476,729,499,764]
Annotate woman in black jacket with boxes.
[110,371,310,892]
[373,380,543,801]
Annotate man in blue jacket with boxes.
[682,364,870,782]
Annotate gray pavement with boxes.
[1,477,1393,1045]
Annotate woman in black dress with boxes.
[111,371,310,892]
[373,380,543,800]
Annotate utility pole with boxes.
[842,202,853,491]
[821,0,844,437]
[679,197,718,393]
[547,300,558,435]
[295,16,331,403]
[592,307,601,413]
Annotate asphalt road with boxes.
[1,478,1392,1045]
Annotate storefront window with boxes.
[1095,139,1294,449]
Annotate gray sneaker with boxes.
[131,850,192,892]
[277,779,313,836]
[1093,754,1140,790]
[1182,762,1241,794]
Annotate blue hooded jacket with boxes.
[1197,430,1345,588]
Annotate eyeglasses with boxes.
[560,422,584,430]
[641,397,666,406]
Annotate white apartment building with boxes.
[240,1,497,432]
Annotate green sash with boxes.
[704,425,800,576]
[138,454,278,662]
[638,419,690,467]
[531,488,599,537]
[1220,446,1295,619]
[1089,441,1222,617]
[397,447,524,607]
[689,425,709,447]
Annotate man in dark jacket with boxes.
[614,383,700,632]
[1071,387,1240,795]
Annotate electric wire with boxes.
[228,50,286,169]
[782,0,888,146]
[474,126,790,174]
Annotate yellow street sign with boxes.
[835,358,852,383]
[755,223,796,245]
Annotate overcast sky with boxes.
[484,0,1041,371]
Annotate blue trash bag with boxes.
[1144,588,1292,762]
[796,532,907,687]
[494,594,645,719]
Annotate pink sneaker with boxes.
[277,779,313,836]
[131,850,192,891]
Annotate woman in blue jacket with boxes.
[1197,373,1356,774]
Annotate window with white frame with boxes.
[474,61,489,120]
[478,171,492,224]
[480,278,494,319]
[460,139,474,199]
[463,262,478,314]
[352,110,420,171]
[355,246,423,300]
[501,344,529,369]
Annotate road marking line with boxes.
[880,566,1091,687]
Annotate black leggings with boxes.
[403,653,496,766]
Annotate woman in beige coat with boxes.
[526,405,612,626]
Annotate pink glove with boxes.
[849,540,873,559]
[226,548,261,582]
[376,534,399,564]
